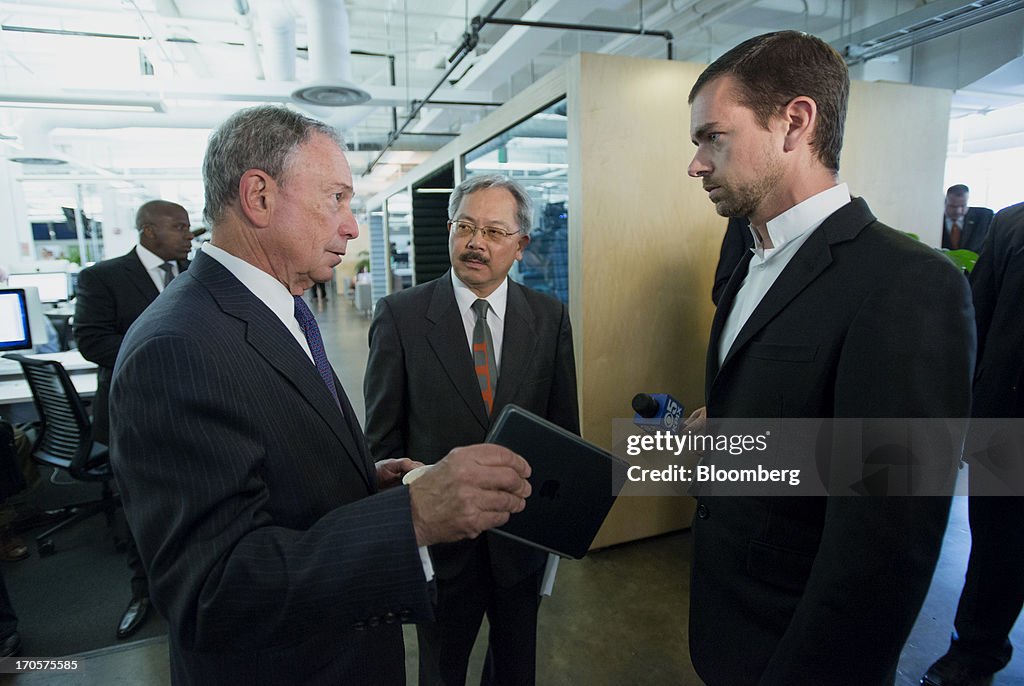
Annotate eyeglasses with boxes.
[447,219,522,242]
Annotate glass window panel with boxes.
[462,99,569,305]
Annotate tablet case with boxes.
[485,404,629,559]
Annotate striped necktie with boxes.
[471,299,498,414]
[158,262,175,289]
[293,295,341,408]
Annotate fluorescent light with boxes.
[464,160,569,172]
[415,187,454,194]
[0,101,159,113]
[0,92,164,113]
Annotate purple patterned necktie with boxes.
[293,295,341,408]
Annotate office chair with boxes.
[5,354,121,557]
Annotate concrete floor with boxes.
[9,289,1022,685]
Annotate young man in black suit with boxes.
[364,174,579,686]
[74,198,192,640]
[108,106,533,685]
[685,31,975,685]
[922,201,1024,686]
[942,184,994,253]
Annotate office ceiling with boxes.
[1,0,1022,223]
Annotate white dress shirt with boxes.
[718,183,851,366]
[201,243,314,362]
[451,270,508,371]
[136,243,181,294]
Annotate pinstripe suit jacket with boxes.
[109,251,433,686]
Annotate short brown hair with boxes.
[689,30,849,173]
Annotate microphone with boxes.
[632,393,685,435]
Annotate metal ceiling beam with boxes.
[832,0,1024,65]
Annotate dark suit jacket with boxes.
[74,248,188,445]
[691,198,976,686]
[941,206,994,253]
[109,252,433,686]
[364,272,579,587]
[970,201,1024,418]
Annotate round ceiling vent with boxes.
[292,82,371,107]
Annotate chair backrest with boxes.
[5,354,99,479]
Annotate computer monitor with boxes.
[7,272,70,304]
[0,288,33,351]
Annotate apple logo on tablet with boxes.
[538,479,561,500]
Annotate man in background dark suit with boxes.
[685,31,975,685]
[364,174,579,686]
[942,184,993,253]
[74,198,192,640]
[922,200,1024,686]
[109,105,532,686]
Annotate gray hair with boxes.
[448,174,533,236]
[202,105,342,226]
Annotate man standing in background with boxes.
[922,201,1024,686]
[942,184,993,252]
[685,30,974,685]
[74,199,192,640]
[365,174,579,686]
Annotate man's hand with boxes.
[684,406,707,432]
[408,444,531,546]
[375,458,424,490]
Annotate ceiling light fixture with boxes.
[0,93,165,113]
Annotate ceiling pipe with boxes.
[254,0,297,81]
[232,0,266,80]
[363,0,679,175]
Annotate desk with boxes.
[0,351,97,379]
[0,351,98,415]
[0,374,98,405]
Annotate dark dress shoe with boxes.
[116,596,150,640]
[921,653,995,686]
[0,631,21,658]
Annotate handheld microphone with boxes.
[632,393,685,435]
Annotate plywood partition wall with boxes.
[568,54,718,547]
[842,80,951,247]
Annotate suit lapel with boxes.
[189,252,373,489]
[425,273,490,430]
[493,281,537,412]
[125,250,160,302]
[706,249,753,396]
[712,198,875,387]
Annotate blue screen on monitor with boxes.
[0,289,33,351]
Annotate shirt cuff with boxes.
[418,545,434,582]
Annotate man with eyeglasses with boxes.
[365,174,579,686]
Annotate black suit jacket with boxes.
[941,206,994,253]
[691,198,976,685]
[109,251,433,685]
[970,201,1024,418]
[364,272,579,586]
[74,248,188,444]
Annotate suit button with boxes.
[696,504,710,520]
[384,612,397,624]
[399,609,412,620]
[353,621,366,632]
[368,616,381,628]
